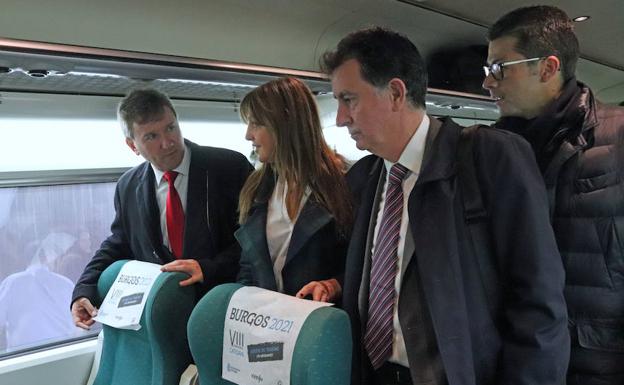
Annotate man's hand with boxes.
[71,297,98,330]
[296,279,342,302]
[161,259,204,286]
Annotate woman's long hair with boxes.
[238,77,352,234]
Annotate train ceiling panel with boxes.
[0,0,620,104]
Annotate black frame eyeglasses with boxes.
[483,57,545,81]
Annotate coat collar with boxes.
[405,121,476,382]
[287,201,332,264]
[235,202,276,290]
[416,116,462,185]
[234,168,275,285]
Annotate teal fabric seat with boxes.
[187,283,352,385]
[94,260,195,385]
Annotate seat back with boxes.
[187,283,352,385]
[94,260,195,385]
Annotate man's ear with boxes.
[540,55,561,82]
[388,78,407,111]
[125,137,140,155]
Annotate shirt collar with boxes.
[384,114,430,175]
[26,264,49,273]
[152,143,191,183]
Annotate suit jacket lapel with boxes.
[235,169,277,290]
[184,141,215,259]
[136,162,166,261]
[345,157,385,327]
[235,202,277,291]
[406,117,475,384]
[204,151,218,248]
[286,200,333,266]
[415,116,458,186]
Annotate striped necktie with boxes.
[364,163,409,369]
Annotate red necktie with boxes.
[163,171,184,258]
[364,163,409,369]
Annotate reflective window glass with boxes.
[0,182,115,355]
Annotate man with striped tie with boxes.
[321,27,569,385]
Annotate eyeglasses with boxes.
[483,57,545,81]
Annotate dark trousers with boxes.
[373,362,413,385]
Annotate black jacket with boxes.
[235,170,348,296]
[72,141,253,305]
[345,117,569,385]
[497,82,624,385]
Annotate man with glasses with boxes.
[483,6,624,385]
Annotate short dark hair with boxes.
[117,88,177,138]
[488,5,579,82]
[320,27,427,108]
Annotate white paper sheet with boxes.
[222,286,332,385]
[94,261,163,330]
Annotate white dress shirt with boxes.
[371,115,430,366]
[152,144,191,253]
[266,179,311,293]
[0,265,76,350]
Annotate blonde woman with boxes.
[235,77,352,303]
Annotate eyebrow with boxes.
[335,91,354,99]
[487,54,517,65]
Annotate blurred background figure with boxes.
[55,229,93,284]
[0,231,78,351]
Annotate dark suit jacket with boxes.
[72,140,253,305]
[344,117,569,385]
[235,171,348,296]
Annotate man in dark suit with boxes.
[71,89,253,329]
[321,28,569,385]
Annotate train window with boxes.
[0,92,366,173]
[0,182,115,356]
[1,118,142,172]
[0,94,246,172]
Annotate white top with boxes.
[371,115,430,366]
[152,144,191,253]
[266,179,311,293]
[0,265,76,350]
